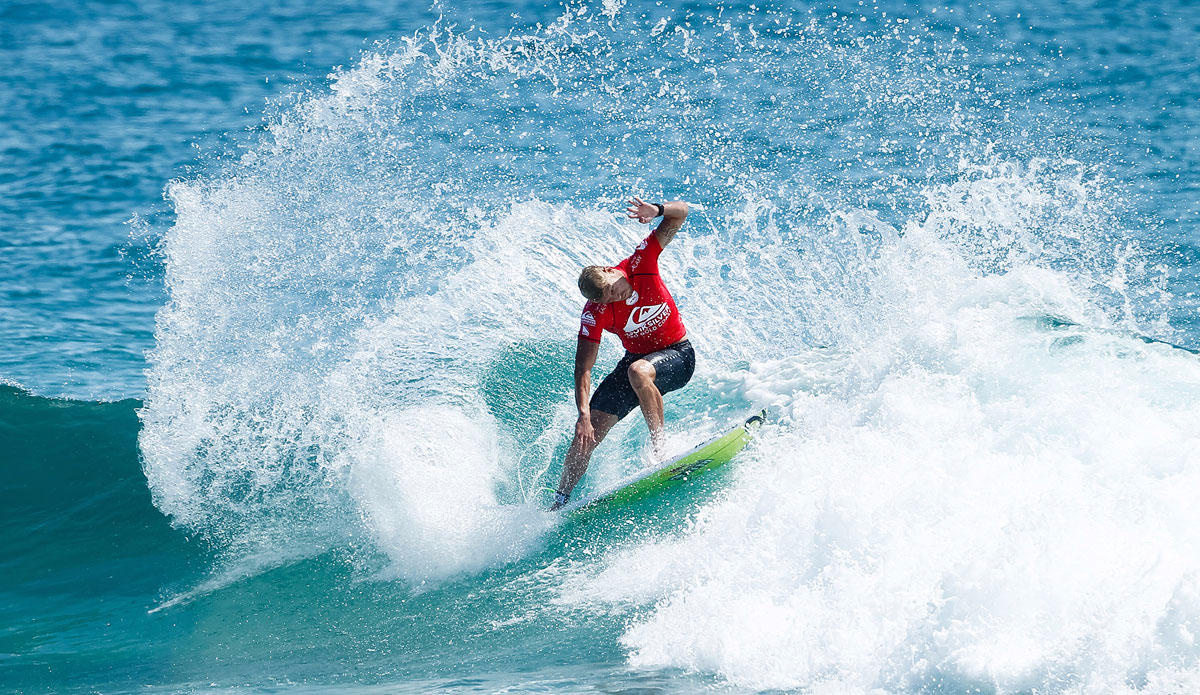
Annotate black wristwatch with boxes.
[654,203,665,218]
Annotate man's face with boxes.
[598,270,634,304]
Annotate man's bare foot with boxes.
[650,431,666,462]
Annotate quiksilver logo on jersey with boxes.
[581,311,596,326]
[624,303,670,335]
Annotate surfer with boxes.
[551,197,693,510]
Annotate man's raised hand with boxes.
[626,196,657,224]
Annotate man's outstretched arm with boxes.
[552,337,603,509]
[571,336,601,445]
[626,197,689,248]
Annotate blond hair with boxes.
[578,265,610,301]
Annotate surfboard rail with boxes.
[561,409,766,514]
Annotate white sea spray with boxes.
[137,4,1199,690]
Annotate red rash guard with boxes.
[578,233,687,353]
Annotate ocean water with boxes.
[3,0,1200,693]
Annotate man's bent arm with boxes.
[654,200,689,248]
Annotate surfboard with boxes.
[560,409,766,514]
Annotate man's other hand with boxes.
[575,413,597,447]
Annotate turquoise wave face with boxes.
[0,386,191,691]
[5,0,1200,693]
[0,383,714,692]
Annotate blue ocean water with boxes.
[3,0,1200,693]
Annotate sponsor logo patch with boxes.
[581,311,596,326]
[624,302,670,334]
[624,290,639,306]
[668,459,714,481]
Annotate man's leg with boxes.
[554,409,619,504]
[627,360,665,454]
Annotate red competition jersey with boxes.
[578,233,687,354]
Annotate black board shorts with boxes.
[590,339,695,420]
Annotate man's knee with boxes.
[627,360,656,390]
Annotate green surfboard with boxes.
[561,409,766,514]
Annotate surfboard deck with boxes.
[560,409,766,514]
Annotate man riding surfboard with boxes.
[550,196,692,511]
